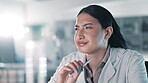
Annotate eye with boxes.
[74,27,79,31]
[84,27,92,29]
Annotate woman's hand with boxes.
[57,60,83,83]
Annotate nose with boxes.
[77,29,85,40]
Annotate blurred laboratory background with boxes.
[0,0,148,83]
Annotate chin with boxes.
[79,50,87,53]
[78,48,90,53]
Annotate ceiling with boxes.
[1,0,147,24]
[5,0,120,8]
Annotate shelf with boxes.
[115,16,148,52]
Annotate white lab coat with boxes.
[49,48,148,83]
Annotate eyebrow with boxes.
[75,23,94,27]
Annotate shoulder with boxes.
[110,48,145,71]
[111,47,140,55]
[60,51,85,65]
[63,51,85,60]
[48,51,85,83]
[110,48,144,62]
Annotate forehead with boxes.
[76,13,99,25]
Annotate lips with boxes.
[77,41,88,47]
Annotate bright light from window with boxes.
[26,40,35,50]
[0,9,26,39]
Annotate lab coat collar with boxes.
[76,47,127,83]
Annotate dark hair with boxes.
[77,5,127,49]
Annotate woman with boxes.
[49,5,148,83]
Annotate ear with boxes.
[104,26,113,40]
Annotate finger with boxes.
[63,66,72,72]
[73,60,81,69]
[68,62,78,73]
[68,60,84,77]
[73,60,84,73]
[78,60,83,66]
[59,65,72,74]
[77,60,84,72]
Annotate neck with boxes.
[85,47,108,75]
[86,47,107,61]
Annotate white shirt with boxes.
[49,48,148,83]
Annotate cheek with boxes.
[87,33,98,44]
[74,33,77,43]
[89,32,104,45]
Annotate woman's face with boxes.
[74,13,106,54]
